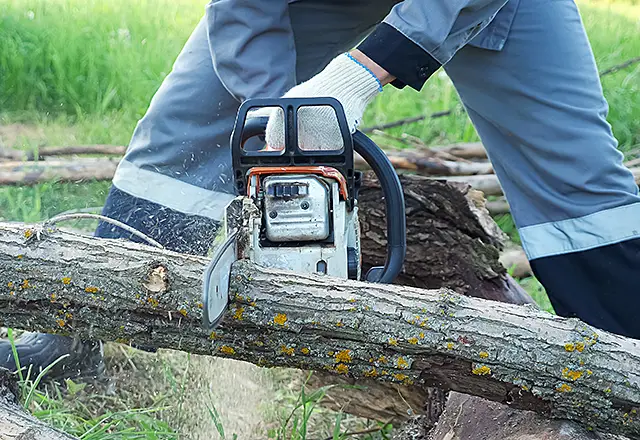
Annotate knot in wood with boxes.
[142,263,169,294]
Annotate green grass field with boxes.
[0,0,639,437]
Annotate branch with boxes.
[599,56,640,77]
[0,223,640,438]
[360,111,452,133]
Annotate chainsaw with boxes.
[202,97,406,329]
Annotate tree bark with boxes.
[422,392,628,440]
[1,221,640,438]
[359,175,530,304]
[0,368,75,440]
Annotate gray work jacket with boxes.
[205,0,519,100]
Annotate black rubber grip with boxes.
[353,130,406,284]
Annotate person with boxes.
[2,0,640,380]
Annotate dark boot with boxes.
[0,332,105,382]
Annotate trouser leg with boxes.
[444,0,640,338]
[96,1,398,255]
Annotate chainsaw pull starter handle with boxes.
[352,130,406,284]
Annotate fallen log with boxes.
[430,142,488,160]
[0,174,527,435]
[486,199,510,215]
[423,392,628,440]
[0,368,75,439]
[355,149,493,176]
[1,223,640,438]
[438,168,640,197]
[0,145,126,161]
[0,158,119,185]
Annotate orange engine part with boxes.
[246,166,349,200]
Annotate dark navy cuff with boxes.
[357,23,442,91]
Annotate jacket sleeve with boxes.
[205,0,297,102]
[358,0,510,91]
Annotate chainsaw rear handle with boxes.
[239,108,406,284]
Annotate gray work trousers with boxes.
[99,0,640,337]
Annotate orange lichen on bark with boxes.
[335,363,349,374]
[280,346,295,356]
[364,367,378,377]
[335,349,352,363]
[472,365,491,375]
[274,313,287,325]
[220,346,236,355]
[562,368,584,381]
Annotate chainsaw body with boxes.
[246,172,361,280]
[202,97,405,329]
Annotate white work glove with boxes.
[260,53,383,151]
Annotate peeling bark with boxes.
[1,223,640,438]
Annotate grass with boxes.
[0,0,638,437]
[5,329,178,438]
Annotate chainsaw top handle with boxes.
[230,97,406,284]
[352,130,406,284]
